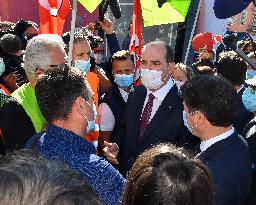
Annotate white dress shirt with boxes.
[200,127,235,152]
[141,77,174,122]
[99,88,129,132]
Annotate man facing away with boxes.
[25,66,125,205]
[181,75,251,205]
[0,34,66,151]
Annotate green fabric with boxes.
[11,83,45,133]
[141,0,191,27]
[78,0,102,13]
[168,0,192,18]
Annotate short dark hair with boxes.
[112,50,131,61]
[0,34,22,54]
[121,144,214,205]
[0,149,104,205]
[35,65,91,123]
[216,51,247,86]
[181,75,237,127]
[111,50,134,66]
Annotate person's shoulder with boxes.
[133,85,147,95]
[234,133,251,151]
[211,132,250,160]
[1,97,22,114]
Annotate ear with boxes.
[194,111,207,126]
[74,96,85,111]
[168,62,175,75]
[35,68,44,78]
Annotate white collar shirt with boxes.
[200,127,235,152]
[141,77,175,122]
[119,88,129,103]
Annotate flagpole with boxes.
[68,0,78,66]
[184,0,202,65]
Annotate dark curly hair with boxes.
[216,51,247,86]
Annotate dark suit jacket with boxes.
[198,132,251,205]
[234,87,254,135]
[114,84,186,175]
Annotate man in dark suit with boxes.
[104,41,195,175]
[181,75,251,205]
[216,51,254,135]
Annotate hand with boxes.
[86,23,95,32]
[98,18,113,35]
[103,141,119,164]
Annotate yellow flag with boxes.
[140,0,191,27]
[78,0,102,13]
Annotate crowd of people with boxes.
[0,17,255,205]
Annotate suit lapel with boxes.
[129,86,147,146]
[139,86,181,144]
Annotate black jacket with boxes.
[114,84,187,175]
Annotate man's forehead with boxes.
[112,59,134,70]
[75,41,91,52]
[142,45,166,58]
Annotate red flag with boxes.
[129,0,143,72]
[39,0,71,35]
[212,35,222,45]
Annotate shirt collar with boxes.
[147,77,175,101]
[200,127,235,152]
[237,85,244,93]
[119,88,129,102]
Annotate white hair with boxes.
[23,34,66,81]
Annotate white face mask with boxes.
[94,53,104,65]
[140,68,163,90]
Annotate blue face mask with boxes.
[183,110,192,133]
[75,59,91,73]
[114,74,134,89]
[246,70,256,80]
[84,102,97,134]
[0,59,5,76]
[242,88,256,113]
